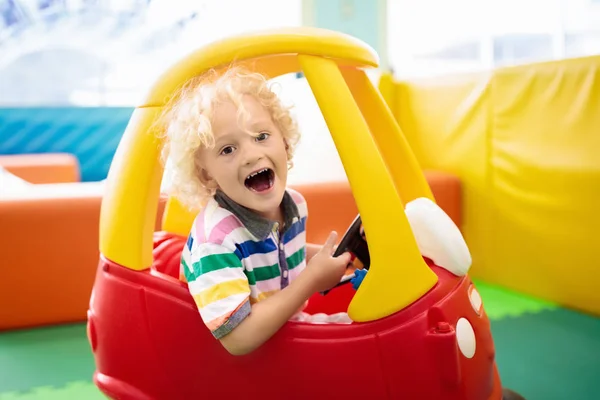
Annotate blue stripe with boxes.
[234,238,277,259]
[186,234,194,251]
[283,216,307,244]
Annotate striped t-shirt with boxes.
[180,188,308,339]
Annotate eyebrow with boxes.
[249,119,272,128]
[243,116,275,130]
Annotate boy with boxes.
[161,66,352,356]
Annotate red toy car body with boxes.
[87,232,503,400]
[87,27,524,400]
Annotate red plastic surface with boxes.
[87,232,503,399]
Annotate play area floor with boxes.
[1,281,599,399]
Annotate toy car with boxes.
[88,27,525,399]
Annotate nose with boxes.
[241,141,263,166]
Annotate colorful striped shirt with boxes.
[180,188,308,339]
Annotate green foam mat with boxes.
[0,382,104,400]
[474,279,558,320]
[493,308,600,400]
[0,324,96,394]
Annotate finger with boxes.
[323,231,338,252]
[336,251,352,266]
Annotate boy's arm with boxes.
[189,242,321,356]
[219,270,317,355]
[220,232,350,356]
[190,233,348,356]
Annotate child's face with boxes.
[199,95,289,221]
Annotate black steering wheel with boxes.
[322,214,370,294]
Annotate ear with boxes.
[200,168,217,188]
[200,168,211,182]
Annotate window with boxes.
[493,34,554,65]
[387,0,600,78]
[0,0,302,106]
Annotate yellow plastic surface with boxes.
[100,26,439,321]
[140,26,379,107]
[161,196,194,237]
[299,56,437,322]
[99,107,164,270]
[385,56,600,315]
[341,68,434,204]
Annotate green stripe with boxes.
[253,263,280,282]
[286,247,305,270]
[245,271,256,286]
[192,253,242,278]
[181,258,194,282]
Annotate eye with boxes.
[220,145,235,156]
[256,132,270,142]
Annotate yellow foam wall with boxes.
[381,56,600,315]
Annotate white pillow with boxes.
[0,166,32,197]
[405,197,472,276]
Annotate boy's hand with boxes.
[305,231,352,293]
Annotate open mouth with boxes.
[244,168,275,193]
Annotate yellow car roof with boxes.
[100,27,437,322]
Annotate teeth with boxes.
[247,168,268,180]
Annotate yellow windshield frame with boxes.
[99,27,437,322]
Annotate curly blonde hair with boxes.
[158,65,301,210]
